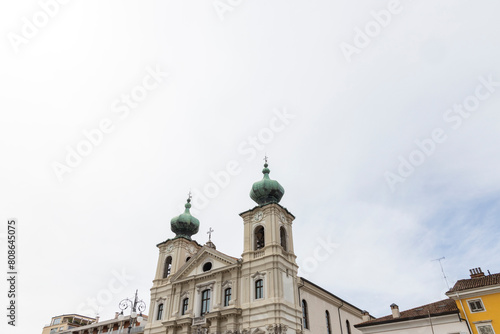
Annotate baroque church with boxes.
[143,162,371,334]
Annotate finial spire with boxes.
[264,154,268,165]
[187,190,192,202]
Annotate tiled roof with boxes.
[355,299,458,328]
[447,273,500,293]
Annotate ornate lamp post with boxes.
[117,290,146,334]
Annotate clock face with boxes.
[189,246,196,254]
[166,245,174,252]
[280,213,287,223]
[253,211,263,222]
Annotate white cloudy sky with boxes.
[1,0,500,332]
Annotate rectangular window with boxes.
[468,299,485,312]
[255,279,264,299]
[182,298,189,315]
[201,289,210,316]
[326,311,332,334]
[157,303,164,320]
[224,288,232,306]
[302,300,309,329]
[477,324,495,334]
[52,318,61,325]
[50,329,58,334]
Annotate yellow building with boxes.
[446,267,500,334]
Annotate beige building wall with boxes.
[355,314,468,334]
[300,281,365,334]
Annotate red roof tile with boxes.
[447,273,500,293]
[355,299,458,328]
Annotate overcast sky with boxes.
[2,0,500,333]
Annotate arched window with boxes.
[255,279,264,299]
[163,256,172,278]
[200,289,210,316]
[224,288,232,306]
[186,256,191,262]
[346,320,352,334]
[156,303,163,320]
[181,298,189,315]
[280,226,287,251]
[326,310,332,334]
[254,226,265,250]
[302,300,309,329]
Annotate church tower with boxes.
[144,161,368,334]
[148,195,202,330]
[239,160,302,332]
[152,195,201,283]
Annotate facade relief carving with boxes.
[192,326,208,334]
[266,324,288,334]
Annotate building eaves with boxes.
[355,299,458,328]
[299,277,366,314]
[239,202,295,218]
[447,273,500,293]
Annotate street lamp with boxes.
[117,290,146,334]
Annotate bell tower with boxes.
[239,160,302,332]
[153,195,201,284]
[241,160,297,261]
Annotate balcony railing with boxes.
[108,327,145,334]
[253,250,265,258]
[58,326,145,334]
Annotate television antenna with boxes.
[432,257,450,290]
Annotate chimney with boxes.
[390,303,400,318]
[115,312,119,319]
[470,267,485,279]
[95,315,99,323]
[362,310,370,322]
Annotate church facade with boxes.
[144,162,370,334]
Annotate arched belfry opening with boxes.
[254,226,265,250]
[163,256,172,278]
[280,226,287,251]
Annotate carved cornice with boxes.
[219,308,242,318]
[222,280,233,289]
[155,296,167,304]
[180,290,190,299]
[251,271,267,280]
[266,324,288,334]
[252,328,266,334]
[196,280,216,293]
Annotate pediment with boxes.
[170,246,239,281]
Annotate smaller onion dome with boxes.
[170,196,199,240]
[250,160,284,205]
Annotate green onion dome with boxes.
[170,197,199,240]
[250,162,284,205]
